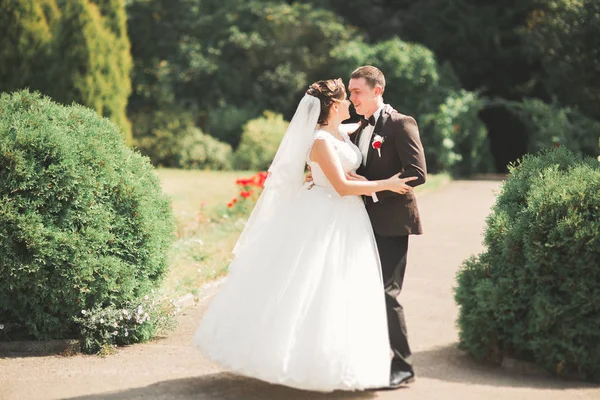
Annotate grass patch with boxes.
[415,172,451,195]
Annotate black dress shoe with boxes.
[389,369,415,388]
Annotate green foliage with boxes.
[0,0,59,93]
[503,98,600,158]
[131,107,233,170]
[127,0,353,149]
[206,105,256,147]
[233,111,288,171]
[522,0,600,120]
[313,0,600,171]
[48,0,133,143]
[422,90,494,176]
[131,106,195,168]
[0,0,133,143]
[178,127,233,170]
[0,90,175,340]
[73,293,178,354]
[331,37,492,175]
[455,147,600,381]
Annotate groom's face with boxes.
[348,77,381,117]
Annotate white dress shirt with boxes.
[358,106,384,166]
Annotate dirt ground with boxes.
[1,180,598,400]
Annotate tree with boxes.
[0,0,133,143]
[127,0,354,149]
[0,0,59,93]
[49,0,132,143]
[522,0,600,120]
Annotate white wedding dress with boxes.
[194,128,390,392]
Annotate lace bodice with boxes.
[307,129,362,188]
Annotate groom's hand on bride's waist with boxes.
[304,166,315,189]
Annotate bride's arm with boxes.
[309,138,415,197]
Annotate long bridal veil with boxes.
[233,94,320,256]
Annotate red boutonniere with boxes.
[372,135,384,157]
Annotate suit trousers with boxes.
[374,233,413,372]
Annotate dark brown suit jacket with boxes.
[351,104,427,236]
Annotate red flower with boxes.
[236,178,253,186]
[240,191,252,199]
[227,202,234,208]
[232,198,238,204]
[372,135,384,157]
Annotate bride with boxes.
[193,78,416,392]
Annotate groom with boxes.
[348,66,427,389]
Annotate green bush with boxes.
[178,127,233,170]
[233,111,288,171]
[455,147,600,381]
[0,90,175,341]
[206,104,258,148]
[421,90,493,176]
[131,107,233,170]
[131,107,196,168]
[504,98,600,159]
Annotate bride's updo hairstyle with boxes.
[306,78,346,126]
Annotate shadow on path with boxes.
[65,372,380,400]
[414,344,597,390]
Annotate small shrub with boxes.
[74,292,179,354]
[178,127,233,170]
[233,111,288,171]
[455,147,600,381]
[131,107,195,168]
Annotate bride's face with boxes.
[335,98,351,121]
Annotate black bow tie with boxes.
[361,115,376,126]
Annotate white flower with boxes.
[99,318,105,324]
[144,295,149,300]
[120,315,123,321]
[124,331,129,337]
[113,331,118,336]
[151,289,155,294]
[0,324,4,330]
[122,309,128,315]
[144,313,149,321]
[113,322,118,328]
[81,310,87,315]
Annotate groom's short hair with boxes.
[351,66,386,93]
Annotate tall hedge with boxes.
[0,90,174,340]
[48,0,133,143]
[0,0,59,93]
[455,147,600,381]
[0,0,132,144]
